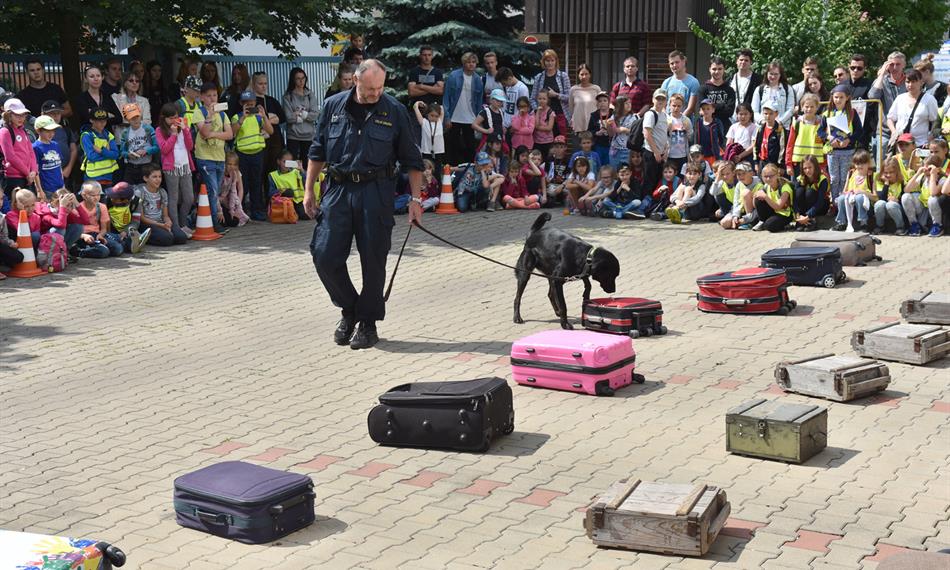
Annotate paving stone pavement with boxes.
[2,211,949,569]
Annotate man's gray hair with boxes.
[355,59,387,78]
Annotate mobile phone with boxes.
[916,148,931,159]
[214,102,228,113]
[285,160,299,169]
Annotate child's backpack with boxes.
[37,232,68,273]
[723,142,745,162]
[626,109,657,152]
[268,195,298,224]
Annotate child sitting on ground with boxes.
[42,188,88,257]
[5,188,42,250]
[577,165,614,216]
[903,156,946,237]
[568,131,601,175]
[601,163,638,219]
[0,209,23,278]
[523,149,548,207]
[220,152,250,226]
[721,162,760,230]
[752,163,795,232]
[544,137,570,205]
[134,163,188,245]
[267,150,308,220]
[77,181,123,258]
[648,162,681,220]
[873,156,907,235]
[105,182,150,253]
[833,150,874,232]
[710,160,738,222]
[665,164,707,224]
[682,145,714,186]
[419,159,442,212]
[501,162,541,209]
[455,152,499,212]
[564,156,596,214]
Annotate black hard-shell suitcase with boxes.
[582,297,667,338]
[761,246,847,288]
[367,377,514,452]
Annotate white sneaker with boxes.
[130,227,151,254]
[752,221,765,231]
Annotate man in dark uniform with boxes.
[304,60,424,350]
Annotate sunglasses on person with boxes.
[849,66,864,71]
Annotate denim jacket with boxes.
[443,69,485,121]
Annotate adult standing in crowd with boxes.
[661,50,701,117]
[343,47,364,68]
[102,57,124,98]
[17,60,69,118]
[887,69,939,148]
[325,64,355,100]
[915,56,947,108]
[610,56,651,116]
[407,46,444,109]
[201,61,223,96]
[75,65,121,131]
[791,57,819,105]
[250,71,287,177]
[730,49,762,122]
[443,52,484,165]
[869,51,908,151]
[225,63,251,116]
[129,60,145,81]
[848,54,874,149]
[144,61,169,127]
[568,63,601,135]
[304,59,423,350]
[170,55,201,100]
[698,56,736,130]
[531,50,572,136]
[482,52,501,102]
[751,61,795,128]
[497,67,529,135]
[112,72,151,144]
[282,67,320,166]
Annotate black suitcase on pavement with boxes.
[367,377,514,452]
[761,246,847,288]
[582,297,668,338]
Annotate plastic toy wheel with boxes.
[632,373,646,384]
[628,330,640,339]
[642,328,653,337]
[777,305,790,316]
[657,325,668,335]
[822,275,837,289]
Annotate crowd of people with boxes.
[1,39,949,279]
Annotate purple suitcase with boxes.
[174,461,315,544]
[510,330,644,396]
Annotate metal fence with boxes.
[0,54,341,104]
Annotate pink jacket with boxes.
[0,125,38,178]
[155,127,195,172]
[36,202,89,233]
[510,112,535,150]
[5,209,41,236]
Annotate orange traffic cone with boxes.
[191,185,222,241]
[8,210,45,278]
[436,164,460,215]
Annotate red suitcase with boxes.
[696,268,797,315]
[582,297,667,338]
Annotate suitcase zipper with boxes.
[510,354,636,374]
[175,482,314,507]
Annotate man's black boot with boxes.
[334,315,357,345]
[350,322,379,350]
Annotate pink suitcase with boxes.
[510,330,645,396]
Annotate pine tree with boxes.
[352,0,541,101]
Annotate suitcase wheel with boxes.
[777,305,790,316]
[595,381,615,396]
[839,271,847,283]
[632,373,646,384]
[628,329,640,339]
[641,327,653,337]
[822,275,837,289]
[655,325,668,335]
[96,542,127,567]
[502,422,514,435]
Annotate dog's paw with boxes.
[513,316,525,325]
[560,321,574,330]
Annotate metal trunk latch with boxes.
[856,332,865,344]
[914,338,922,353]
[757,420,768,438]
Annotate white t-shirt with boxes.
[727,122,757,149]
[451,73,476,124]
[503,81,530,128]
[420,118,444,154]
[172,133,189,168]
[642,109,669,154]
[732,74,751,120]
[887,92,939,147]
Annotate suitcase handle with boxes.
[194,508,231,525]
[723,298,751,306]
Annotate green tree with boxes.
[0,0,360,99]
[352,0,541,101]
[690,0,950,81]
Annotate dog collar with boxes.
[564,246,597,282]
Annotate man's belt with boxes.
[328,166,395,184]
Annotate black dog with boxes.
[513,213,620,329]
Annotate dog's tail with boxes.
[530,212,551,233]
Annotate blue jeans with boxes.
[602,198,637,218]
[608,148,628,171]
[632,195,653,215]
[77,232,122,258]
[106,231,133,253]
[237,151,265,217]
[835,194,869,224]
[456,187,487,212]
[594,145,610,171]
[50,223,83,250]
[196,159,225,221]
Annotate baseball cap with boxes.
[735,162,754,173]
[184,75,202,91]
[761,100,776,111]
[33,115,60,131]
[595,91,609,100]
[90,107,110,121]
[475,152,492,166]
[689,144,703,155]
[490,89,506,103]
[699,98,715,107]
[896,133,915,144]
[3,98,29,114]
[107,182,133,201]
[41,100,65,114]
[240,90,256,102]
[122,103,141,120]
[653,89,668,100]
[553,135,567,145]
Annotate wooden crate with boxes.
[901,291,950,325]
[775,354,890,402]
[851,322,950,365]
[584,479,730,556]
[726,399,827,463]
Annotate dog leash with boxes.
[383,224,413,302]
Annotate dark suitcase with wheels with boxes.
[696,267,796,315]
[174,461,316,544]
[760,246,846,288]
[367,377,514,451]
[582,297,668,338]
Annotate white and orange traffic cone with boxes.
[191,185,222,241]
[436,164,460,215]
[8,210,45,278]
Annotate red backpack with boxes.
[38,232,68,273]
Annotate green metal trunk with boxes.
[725,399,827,463]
